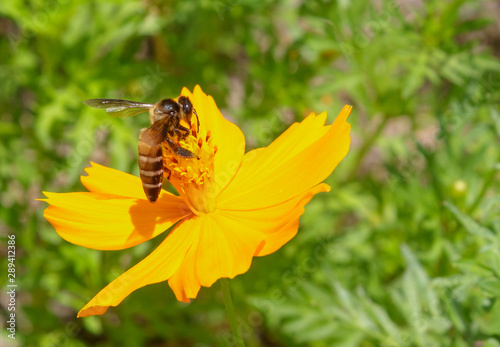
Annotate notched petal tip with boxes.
[82,161,105,177]
[37,191,51,202]
[40,191,60,202]
[338,105,353,122]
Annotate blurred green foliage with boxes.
[1,0,500,346]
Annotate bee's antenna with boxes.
[194,109,200,133]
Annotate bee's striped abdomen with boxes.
[138,138,164,203]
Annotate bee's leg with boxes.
[171,116,190,138]
[175,125,190,138]
[165,138,198,159]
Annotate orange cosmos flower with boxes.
[41,86,351,318]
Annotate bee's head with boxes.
[177,96,193,116]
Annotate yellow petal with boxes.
[78,223,197,317]
[255,183,329,256]
[167,214,264,302]
[167,184,329,302]
[42,191,191,250]
[180,86,245,195]
[217,105,351,210]
[81,162,175,201]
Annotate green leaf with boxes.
[456,18,494,34]
[444,201,496,241]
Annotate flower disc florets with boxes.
[162,122,218,213]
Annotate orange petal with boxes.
[180,86,245,195]
[42,191,191,250]
[78,223,197,317]
[167,184,329,302]
[217,106,351,210]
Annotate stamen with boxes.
[198,137,203,148]
[191,122,197,138]
[206,131,211,142]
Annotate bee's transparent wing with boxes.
[83,99,154,118]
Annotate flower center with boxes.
[162,122,218,214]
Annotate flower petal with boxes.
[181,86,245,195]
[255,183,330,256]
[42,191,191,250]
[81,162,174,201]
[78,223,197,317]
[167,214,264,302]
[217,106,351,210]
[167,184,329,302]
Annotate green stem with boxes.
[221,278,245,347]
[347,115,389,178]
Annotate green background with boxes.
[1,0,500,346]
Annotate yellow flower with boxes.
[41,86,351,317]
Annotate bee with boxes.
[84,96,200,203]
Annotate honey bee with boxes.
[84,96,200,203]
